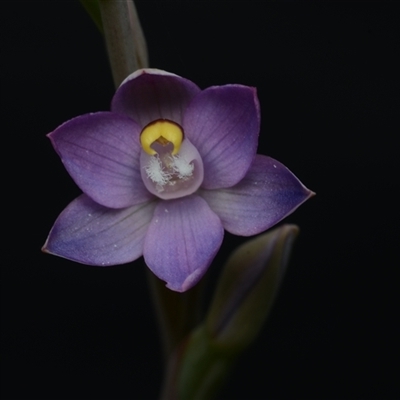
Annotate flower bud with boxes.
[206,224,299,352]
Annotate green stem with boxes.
[98,0,148,87]
[147,270,206,362]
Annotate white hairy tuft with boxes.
[145,156,171,186]
[171,155,194,179]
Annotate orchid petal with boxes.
[43,194,156,266]
[201,155,314,236]
[48,112,153,209]
[111,69,201,128]
[183,85,260,189]
[143,195,224,292]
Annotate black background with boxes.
[2,2,399,399]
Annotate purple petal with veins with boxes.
[111,69,201,128]
[183,85,260,189]
[143,195,224,292]
[48,112,153,209]
[43,194,157,266]
[200,155,314,236]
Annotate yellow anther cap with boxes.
[140,120,183,155]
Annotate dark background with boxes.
[2,2,399,399]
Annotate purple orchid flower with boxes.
[43,69,313,292]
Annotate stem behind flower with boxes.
[98,0,148,86]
